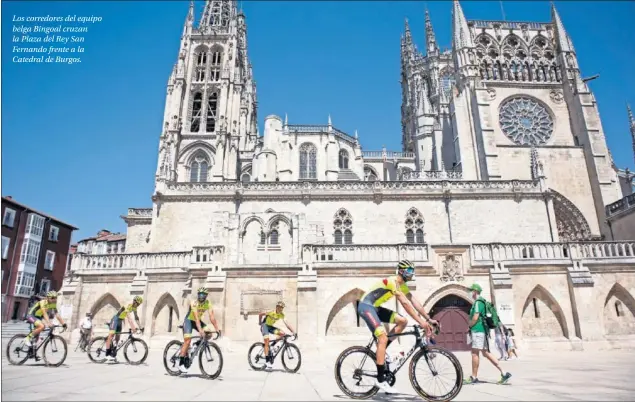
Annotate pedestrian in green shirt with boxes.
[465,283,512,385]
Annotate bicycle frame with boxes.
[356,325,432,380]
[266,334,296,361]
[26,324,63,354]
[186,331,220,361]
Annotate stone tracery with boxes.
[476,33,561,83]
[499,96,554,146]
[405,207,425,244]
[333,208,353,245]
[551,190,593,241]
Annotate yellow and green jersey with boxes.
[360,275,411,307]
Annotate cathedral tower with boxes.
[155,0,258,189]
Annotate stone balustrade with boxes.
[306,244,429,264]
[71,251,193,271]
[606,193,635,218]
[402,170,463,181]
[472,241,635,263]
[191,246,225,264]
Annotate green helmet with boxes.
[470,283,482,293]
[133,296,143,304]
[197,287,209,295]
[47,291,58,298]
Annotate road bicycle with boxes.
[248,333,301,373]
[163,326,223,379]
[6,323,68,367]
[334,324,463,401]
[87,324,148,365]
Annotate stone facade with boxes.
[59,1,635,351]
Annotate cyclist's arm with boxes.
[258,312,266,324]
[208,307,220,332]
[54,312,66,327]
[395,291,428,328]
[405,293,433,321]
[131,310,141,331]
[282,319,295,334]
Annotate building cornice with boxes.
[156,179,543,203]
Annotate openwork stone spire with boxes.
[425,9,438,54]
[629,104,635,167]
[551,3,575,53]
[200,0,237,31]
[452,0,473,49]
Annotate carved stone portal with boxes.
[440,254,464,282]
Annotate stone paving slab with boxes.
[2,339,635,401]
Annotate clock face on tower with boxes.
[499,96,554,146]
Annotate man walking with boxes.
[464,283,512,385]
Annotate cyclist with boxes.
[357,259,437,394]
[258,301,296,370]
[104,296,143,362]
[177,287,221,373]
[24,291,67,348]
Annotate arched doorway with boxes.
[430,295,471,351]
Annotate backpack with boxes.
[476,299,500,330]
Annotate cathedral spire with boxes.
[425,9,438,54]
[401,18,415,64]
[452,0,474,49]
[200,0,238,32]
[551,2,575,53]
[628,104,635,166]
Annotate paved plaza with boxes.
[2,338,635,401]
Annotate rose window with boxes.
[499,97,554,146]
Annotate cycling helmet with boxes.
[397,259,415,281]
[46,291,58,298]
[197,287,208,301]
[133,296,143,304]
[276,301,285,308]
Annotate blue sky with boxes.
[2,1,634,242]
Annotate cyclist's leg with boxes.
[105,316,117,350]
[179,319,194,357]
[108,318,123,358]
[357,303,389,367]
[25,316,44,345]
[261,322,272,357]
[376,306,406,348]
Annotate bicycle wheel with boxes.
[198,342,223,379]
[247,342,267,371]
[409,346,463,401]
[124,338,148,365]
[334,346,379,400]
[6,334,30,365]
[87,336,108,363]
[163,340,184,376]
[42,335,68,367]
[281,343,302,373]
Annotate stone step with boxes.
[2,322,31,338]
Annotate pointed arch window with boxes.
[194,51,207,82]
[333,209,353,245]
[269,230,279,245]
[299,143,317,180]
[206,93,219,132]
[189,151,209,182]
[338,149,349,169]
[190,92,203,132]
[209,50,222,82]
[405,208,425,244]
